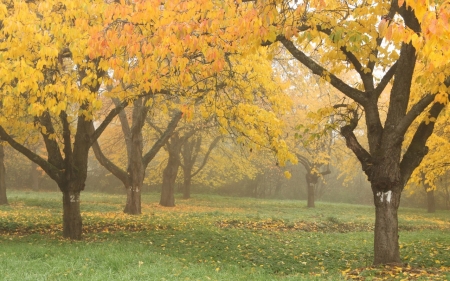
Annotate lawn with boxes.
[0,191,449,280]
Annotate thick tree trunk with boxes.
[160,133,183,207]
[182,173,191,199]
[426,189,436,213]
[160,168,177,207]
[160,153,179,207]
[373,189,402,265]
[62,190,82,240]
[0,145,7,205]
[124,185,141,214]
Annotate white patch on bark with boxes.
[386,190,392,203]
[135,187,140,192]
[377,191,393,204]
[377,192,383,202]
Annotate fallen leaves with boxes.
[344,265,450,280]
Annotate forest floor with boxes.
[0,191,449,280]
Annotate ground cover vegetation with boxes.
[0,191,449,280]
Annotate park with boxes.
[0,0,450,279]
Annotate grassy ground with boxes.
[0,191,449,280]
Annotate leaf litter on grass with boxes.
[343,264,450,280]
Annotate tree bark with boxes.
[373,188,402,265]
[62,190,82,240]
[0,145,7,205]
[160,134,181,207]
[182,173,191,199]
[124,186,142,214]
[160,157,179,206]
[426,189,436,213]
[306,182,315,208]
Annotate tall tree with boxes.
[0,144,7,205]
[0,0,132,239]
[92,100,182,214]
[247,0,450,264]
[180,135,222,199]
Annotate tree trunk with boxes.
[426,189,436,213]
[182,173,191,199]
[160,162,177,206]
[0,145,7,205]
[124,185,141,214]
[62,190,82,240]
[306,173,316,208]
[160,133,183,207]
[373,189,402,265]
[307,182,315,208]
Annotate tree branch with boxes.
[340,125,374,179]
[37,111,64,169]
[191,136,222,178]
[143,110,183,168]
[400,102,446,187]
[90,99,129,145]
[0,126,63,182]
[279,37,367,105]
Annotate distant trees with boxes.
[92,98,182,214]
[0,145,7,205]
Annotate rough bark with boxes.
[62,189,82,240]
[182,172,192,199]
[426,189,436,213]
[0,145,7,205]
[160,134,182,207]
[123,98,146,214]
[373,188,402,265]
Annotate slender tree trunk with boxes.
[306,173,316,208]
[426,189,436,213]
[373,188,402,265]
[0,145,7,205]
[307,182,315,208]
[62,189,82,240]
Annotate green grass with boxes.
[0,191,449,280]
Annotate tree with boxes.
[405,115,450,212]
[0,0,132,239]
[88,0,295,210]
[92,98,182,214]
[0,144,7,205]
[236,0,450,264]
[180,134,222,199]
